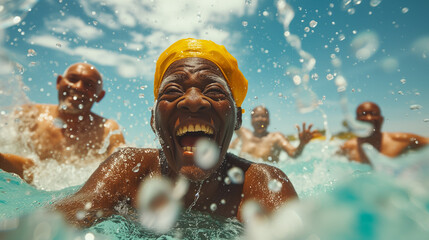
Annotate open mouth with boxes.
[176,124,214,153]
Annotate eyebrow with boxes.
[159,73,231,95]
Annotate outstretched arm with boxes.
[104,119,126,155]
[0,153,34,180]
[52,148,155,227]
[278,122,316,158]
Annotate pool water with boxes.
[1,140,428,240]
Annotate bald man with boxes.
[230,106,316,162]
[340,102,429,164]
[0,63,125,181]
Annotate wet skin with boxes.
[53,58,298,227]
[230,106,316,162]
[0,63,125,180]
[340,102,429,164]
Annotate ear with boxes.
[95,90,105,103]
[235,107,242,130]
[150,108,156,133]
[56,75,63,90]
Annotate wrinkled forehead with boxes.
[159,57,231,93]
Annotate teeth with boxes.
[182,146,197,152]
[176,124,214,136]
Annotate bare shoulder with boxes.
[243,162,297,202]
[386,132,429,146]
[341,137,358,149]
[103,118,121,131]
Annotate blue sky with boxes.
[1,0,428,146]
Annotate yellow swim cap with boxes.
[154,38,248,107]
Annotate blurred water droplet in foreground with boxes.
[268,179,283,192]
[370,0,382,7]
[351,31,380,61]
[137,177,180,234]
[227,167,244,184]
[195,138,219,170]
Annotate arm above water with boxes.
[103,119,126,155]
[52,147,159,228]
[389,132,429,149]
[0,153,34,180]
[276,122,316,158]
[237,163,298,221]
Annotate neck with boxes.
[57,108,95,131]
[254,130,268,138]
[359,131,382,149]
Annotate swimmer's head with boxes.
[153,38,248,108]
[251,106,270,133]
[151,54,242,182]
[57,63,105,115]
[356,101,384,133]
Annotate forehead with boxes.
[161,58,227,85]
[252,107,268,115]
[357,103,381,114]
[66,64,101,81]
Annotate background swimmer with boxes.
[0,63,125,182]
[339,102,429,164]
[230,105,317,162]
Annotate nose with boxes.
[177,88,210,113]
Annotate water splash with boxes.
[137,176,181,234]
[276,0,318,113]
[194,138,219,170]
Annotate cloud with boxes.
[27,0,259,79]
[28,35,150,79]
[46,16,104,40]
[80,0,257,32]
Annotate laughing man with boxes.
[53,38,298,227]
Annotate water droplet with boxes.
[242,21,248,27]
[132,163,141,172]
[347,8,355,15]
[27,49,36,57]
[311,73,319,80]
[326,74,334,80]
[262,11,269,17]
[304,27,310,32]
[409,104,422,110]
[210,203,217,211]
[137,177,179,234]
[370,0,382,7]
[268,179,283,192]
[78,116,83,121]
[423,119,429,122]
[56,43,62,48]
[138,93,145,98]
[309,20,318,28]
[78,104,83,110]
[195,138,219,170]
[401,7,409,14]
[12,16,21,24]
[227,167,244,184]
[400,78,406,84]
[293,75,302,85]
[338,34,346,41]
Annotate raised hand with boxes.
[296,122,317,145]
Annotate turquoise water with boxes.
[1,141,428,239]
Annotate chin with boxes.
[179,166,212,182]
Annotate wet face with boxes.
[56,63,105,115]
[356,102,383,133]
[153,57,238,181]
[251,106,269,134]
